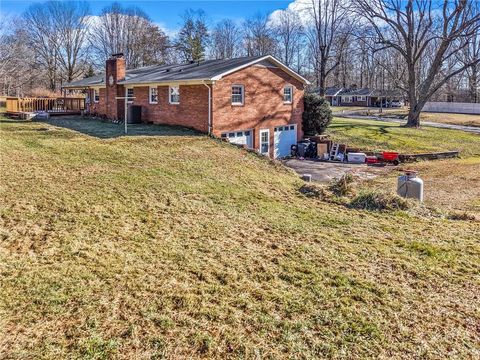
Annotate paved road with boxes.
[334,113,480,134]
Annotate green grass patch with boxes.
[327,117,480,157]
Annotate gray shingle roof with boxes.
[64,55,309,88]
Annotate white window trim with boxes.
[169,85,180,104]
[93,89,99,103]
[149,86,158,104]
[231,84,244,106]
[259,129,270,155]
[342,96,352,103]
[126,88,134,103]
[283,85,293,104]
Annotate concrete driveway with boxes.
[283,158,390,183]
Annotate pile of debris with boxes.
[290,135,401,166]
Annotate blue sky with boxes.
[0,0,292,34]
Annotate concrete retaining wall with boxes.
[423,101,480,115]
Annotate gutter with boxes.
[203,81,213,135]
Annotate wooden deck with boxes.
[6,97,86,116]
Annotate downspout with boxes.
[203,81,212,135]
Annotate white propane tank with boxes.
[397,170,424,202]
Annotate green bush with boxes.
[302,93,333,136]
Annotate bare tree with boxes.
[50,1,90,82]
[272,9,304,67]
[459,2,480,103]
[210,19,242,59]
[354,0,480,127]
[23,2,59,91]
[90,2,169,68]
[304,0,353,96]
[243,14,277,56]
[0,18,39,96]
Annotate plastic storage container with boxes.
[347,152,367,163]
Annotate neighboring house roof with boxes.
[63,55,310,89]
[370,89,403,98]
[325,87,343,96]
[340,88,374,96]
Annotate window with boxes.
[127,88,134,103]
[342,96,352,103]
[357,95,366,102]
[149,86,158,104]
[93,89,99,103]
[260,129,269,155]
[169,85,180,104]
[283,86,293,103]
[231,85,244,105]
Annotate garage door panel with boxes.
[274,125,296,159]
[222,130,253,148]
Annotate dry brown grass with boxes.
[0,117,479,359]
[364,158,480,217]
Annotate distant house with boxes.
[63,54,310,158]
[324,87,404,107]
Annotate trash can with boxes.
[128,105,142,124]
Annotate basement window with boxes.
[127,88,134,103]
[169,85,180,104]
[231,85,244,105]
[149,86,158,104]
[283,85,293,103]
[93,89,99,103]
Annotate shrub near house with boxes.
[64,54,310,158]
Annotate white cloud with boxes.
[268,0,315,27]
[155,21,179,38]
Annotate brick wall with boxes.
[89,88,106,116]
[128,85,209,132]
[211,65,304,157]
[105,56,126,120]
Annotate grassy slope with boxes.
[0,118,479,359]
[326,117,480,157]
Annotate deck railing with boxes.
[6,97,86,114]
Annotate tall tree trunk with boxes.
[318,58,326,97]
[406,102,421,128]
[469,64,478,103]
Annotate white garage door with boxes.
[222,130,253,148]
[274,125,297,158]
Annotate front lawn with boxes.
[326,117,480,157]
[0,117,479,359]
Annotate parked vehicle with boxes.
[390,100,404,107]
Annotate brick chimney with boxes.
[105,53,126,120]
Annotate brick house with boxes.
[64,54,310,158]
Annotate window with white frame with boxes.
[283,85,293,103]
[127,88,134,103]
[357,95,366,102]
[231,85,244,105]
[149,86,158,104]
[169,85,180,104]
[93,89,100,103]
[342,96,352,103]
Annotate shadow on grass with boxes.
[38,116,201,139]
